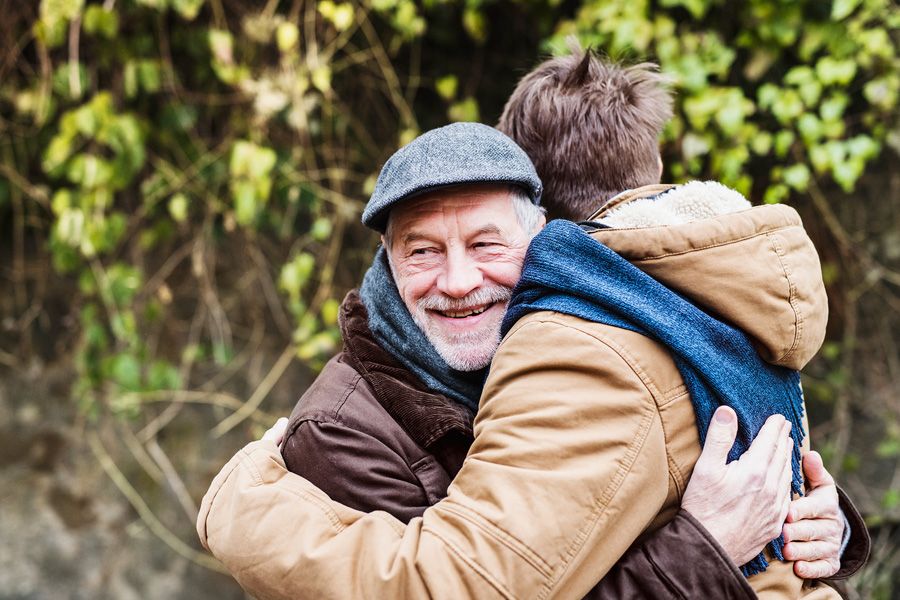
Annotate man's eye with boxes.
[473,242,500,249]
[410,248,434,256]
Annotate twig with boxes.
[87,432,227,573]
[0,348,18,368]
[807,169,900,287]
[146,438,199,522]
[122,389,276,424]
[358,14,417,129]
[119,421,165,484]
[140,240,196,301]
[212,342,295,438]
[248,242,292,337]
[68,13,82,99]
[0,162,50,208]
[828,283,857,479]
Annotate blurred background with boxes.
[0,0,897,598]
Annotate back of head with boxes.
[498,48,673,221]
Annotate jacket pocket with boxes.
[410,455,452,506]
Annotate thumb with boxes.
[803,451,835,490]
[697,406,738,467]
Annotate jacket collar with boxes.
[338,290,474,449]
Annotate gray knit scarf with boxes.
[358,248,486,412]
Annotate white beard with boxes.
[411,286,512,371]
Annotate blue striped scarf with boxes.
[501,219,806,577]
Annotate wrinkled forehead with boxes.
[385,183,516,233]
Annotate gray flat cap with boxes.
[362,122,543,232]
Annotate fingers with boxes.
[793,558,841,579]
[782,539,839,562]
[776,452,793,524]
[262,417,289,445]
[743,414,790,465]
[783,516,843,543]
[787,488,840,523]
[803,451,836,490]
[697,406,738,468]
[765,422,793,490]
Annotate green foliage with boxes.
[549,0,898,197]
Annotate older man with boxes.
[198,123,863,599]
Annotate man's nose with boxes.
[438,251,483,298]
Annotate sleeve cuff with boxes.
[828,486,871,580]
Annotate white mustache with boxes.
[416,286,512,313]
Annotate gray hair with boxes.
[383,184,545,250]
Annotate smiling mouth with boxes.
[434,302,495,319]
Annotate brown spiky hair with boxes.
[497,48,673,221]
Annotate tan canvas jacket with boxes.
[198,186,841,599]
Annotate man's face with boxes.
[384,184,538,371]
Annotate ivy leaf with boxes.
[276,22,299,52]
[831,0,862,20]
[782,164,810,191]
[168,193,189,223]
[311,65,332,92]
[815,57,857,86]
[171,0,204,20]
[321,298,340,326]
[763,183,789,205]
[435,75,458,101]
[448,97,480,122]
[310,217,332,241]
[109,353,142,391]
[280,252,316,303]
[83,6,118,38]
[463,8,487,43]
[208,29,234,65]
[232,180,258,225]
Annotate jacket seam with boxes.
[659,382,688,399]
[372,511,407,538]
[553,318,689,496]
[410,455,448,506]
[657,388,690,495]
[541,407,658,600]
[767,231,803,364]
[519,321,661,599]
[436,500,554,577]
[198,447,248,546]
[286,372,362,436]
[421,524,515,599]
[331,372,362,420]
[644,547,689,600]
[244,445,351,535]
[655,386,689,408]
[290,418,423,481]
[617,224,797,262]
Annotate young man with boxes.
[197,55,864,591]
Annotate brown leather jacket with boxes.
[198,188,869,599]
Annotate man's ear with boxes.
[538,213,547,230]
[657,154,664,181]
[380,234,386,248]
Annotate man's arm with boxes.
[198,317,856,598]
[199,317,684,598]
[282,419,434,523]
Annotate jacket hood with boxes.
[585,182,828,369]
